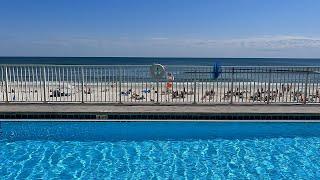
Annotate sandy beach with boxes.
[1,81,319,104]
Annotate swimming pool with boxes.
[1,121,320,179]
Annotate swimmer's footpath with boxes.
[0,104,320,121]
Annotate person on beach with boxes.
[166,72,174,93]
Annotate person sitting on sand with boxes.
[201,90,215,100]
[172,91,179,98]
[136,95,145,100]
[257,89,261,98]
[131,92,139,99]
[84,85,92,94]
[179,90,186,98]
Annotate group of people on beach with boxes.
[3,71,320,103]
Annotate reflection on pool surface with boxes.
[1,121,320,179]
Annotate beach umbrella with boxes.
[212,62,221,79]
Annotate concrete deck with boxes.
[0,104,319,114]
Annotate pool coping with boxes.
[0,104,319,121]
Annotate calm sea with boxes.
[0,57,319,66]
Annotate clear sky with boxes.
[0,0,319,57]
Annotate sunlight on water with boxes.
[1,137,320,179]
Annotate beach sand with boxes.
[1,81,319,104]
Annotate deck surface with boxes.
[0,104,319,114]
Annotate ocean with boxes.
[0,57,320,66]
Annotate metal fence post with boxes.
[267,69,271,104]
[42,66,47,103]
[230,68,234,104]
[81,67,84,103]
[193,72,197,104]
[4,66,9,103]
[304,67,309,104]
[156,81,159,104]
[119,68,122,104]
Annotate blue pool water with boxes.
[1,121,320,179]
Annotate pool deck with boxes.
[0,103,319,113]
[0,104,319,121]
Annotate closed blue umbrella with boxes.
[212,62,221,79]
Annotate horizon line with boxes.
[1,56,320,59]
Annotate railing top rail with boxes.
[0,64,151,67]
[1,64,320,68]
[168,65,320,68]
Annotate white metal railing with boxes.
[0,64,320,104]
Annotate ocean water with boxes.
[1,122,320,179]
[1,57,320,66]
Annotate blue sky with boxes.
[0,0,320,57]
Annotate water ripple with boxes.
[1,137,320,179]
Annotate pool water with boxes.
[1,122,320,179]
